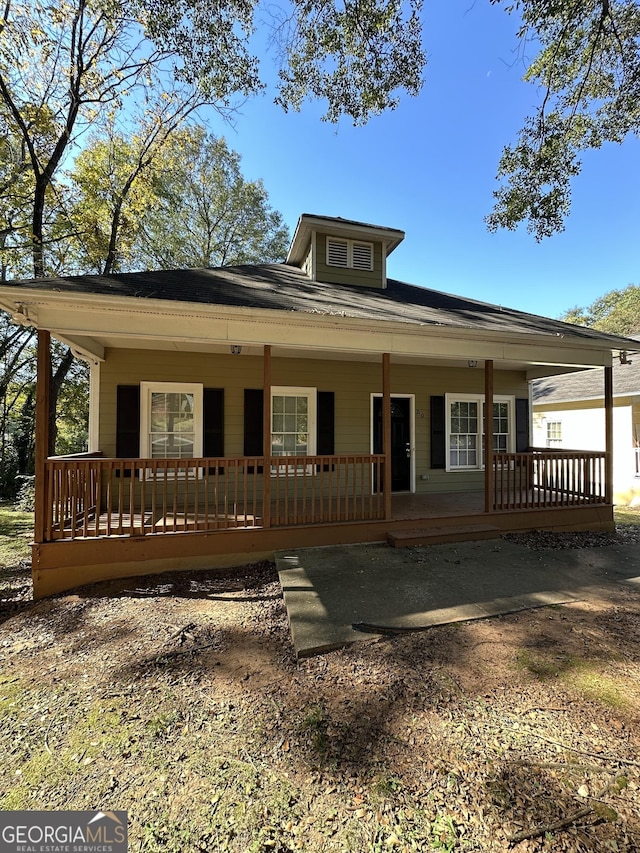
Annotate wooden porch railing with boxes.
[493,449,606,510]
[43,454,386,541]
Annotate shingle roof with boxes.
[6,262,637,349]
[533,359,640,403]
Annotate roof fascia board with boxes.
[2,285,638,353]
[533,390,637,405]
[1,286,631,367]
[534,393,633,406]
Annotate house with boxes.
[532,355,640,505]
[0,213,637,599]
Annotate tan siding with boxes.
[100,349,265,457]
[100,350,529,495]
[421,367,525,493]
[315,231,384,288]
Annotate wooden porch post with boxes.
[484,359,494,513]
[604,364,614,505]
[263,344,272,528]
[34,330,51,544]
[383,352,392,520]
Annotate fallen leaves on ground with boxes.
[1,540,639,852]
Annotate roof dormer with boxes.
[286,214,405,290]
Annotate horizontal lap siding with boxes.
[99,349,529,495]
[272,359,378,454]
[100,350,265,457]
[423,367,529,493]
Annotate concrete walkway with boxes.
[276,539,640,657]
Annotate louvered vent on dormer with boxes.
[326,236,374,271]
[327,238,349,267]
[352,242,373,271]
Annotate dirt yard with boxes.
[1,529,639,852]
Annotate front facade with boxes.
[1,214,636,598]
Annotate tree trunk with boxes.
[32,176,47,278]
[49,347,74,455]
[15,389,36,474]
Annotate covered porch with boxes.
[32,450,614,598]
[41,448,608,542]
[31,325,617,598]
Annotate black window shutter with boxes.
[203,388,224,474]
[515,397,530,452]
[203,388,224,456]
[317,391,335,471]
[430,395,446,469]
[244,389,264,472]
[317,391,335,454]
[116,385,140,458]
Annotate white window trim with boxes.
[140,382,203,469]
[326,236,374,271]
[546,420,562,447]
[445,393,514,472]
[270,386,317,474]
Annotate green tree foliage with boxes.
[133,129,290,269]
[0,0,425,278]
[0,0,425,495]
[60,127,289,272]
[487,0,640,239]
[138,0,425,125]
[0,0,212,278]
[0,315,87,499]
[560,284,640,336]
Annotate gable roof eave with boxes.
[1,263,639,363]
[0,283,631,372]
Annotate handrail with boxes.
[47,451,105,460]
[493,450,605,510]
[40,450,608,542]
[528,446,604,457]
[42,454,385,541]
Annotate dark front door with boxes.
[373,396,412,492]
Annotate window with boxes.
[326,237,374,271]
[446,394,514,471]
[449,400,479,469]
[140,382,203,460]
[546,421,562,447]
[270,387,316,472]
[487,400,510,454]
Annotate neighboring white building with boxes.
[532,360,640,505]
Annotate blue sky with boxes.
[208,1,639,321]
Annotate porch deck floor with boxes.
[55,492,487,539]
[51,489,605,541]
[391,491,486,519]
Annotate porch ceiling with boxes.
[50,333,592,378]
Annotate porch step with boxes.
[387,523,501,548]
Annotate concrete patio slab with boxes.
[276,538,640,658]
